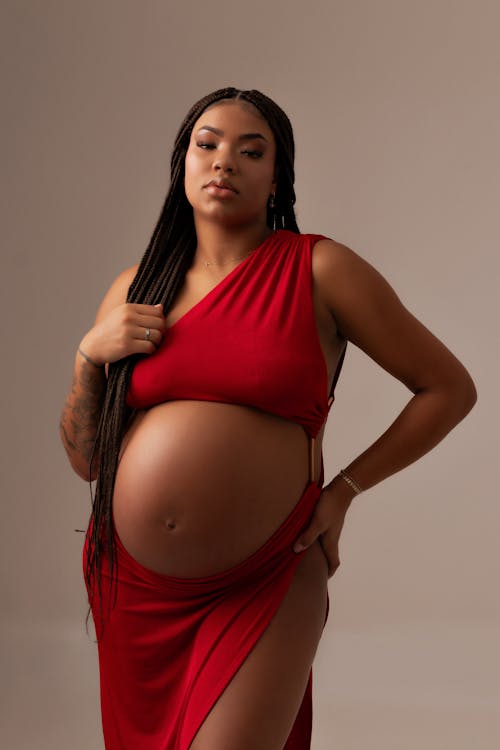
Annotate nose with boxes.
[214,161,235,174]
[213,148,236,173]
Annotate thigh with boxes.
[188,539,329,750]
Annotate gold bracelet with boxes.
[337,468,363,495]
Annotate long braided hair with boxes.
[83,86,301,641]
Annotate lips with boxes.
[205,179,238,193]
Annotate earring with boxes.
[268,193,277,231]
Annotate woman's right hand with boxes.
[80,302,166,366]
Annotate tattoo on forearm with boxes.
[60,359,106,464]
[77,346,103,369]
[60,423,76,451]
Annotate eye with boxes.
[196,141,216,149]
[241,150,263,159]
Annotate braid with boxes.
[81,86,300,642]
[233,89,299,233]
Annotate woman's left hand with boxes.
[293,483,354,578]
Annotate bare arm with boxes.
[313,238,478,504]
[59,348,107,480]
[294,238,477,574]
[59,263,166,481]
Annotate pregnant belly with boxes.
[112,400,314,577]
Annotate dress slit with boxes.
[84,467,329,749]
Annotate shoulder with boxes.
[308,235,474,394]
[309,235,386,320]
[310,235,370,281]
[93,262,140,324]
[309,234,411,347]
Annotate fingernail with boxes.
[293,542,306,553]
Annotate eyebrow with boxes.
[196,125,268,142]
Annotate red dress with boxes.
[83,229,347,749]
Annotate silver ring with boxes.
[145,327,151,341]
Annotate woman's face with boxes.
[184,100,277,228]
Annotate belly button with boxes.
[165,519,177,531]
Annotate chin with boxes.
[196,205,257,227]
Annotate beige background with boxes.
[1,1,498,748]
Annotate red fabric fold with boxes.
[83,473,329,749]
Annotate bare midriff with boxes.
[111,265,344,579]
[112,402,325,577]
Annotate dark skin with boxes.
[60,100,477,578]
[59,99,477,750]
[295,235,477,571]
[183,100,477,574]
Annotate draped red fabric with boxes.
[84,471,329,749]
[84,230,347,748]
[127,230,339,439]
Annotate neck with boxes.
[192,218,274,266]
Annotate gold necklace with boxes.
[200,248,255,269]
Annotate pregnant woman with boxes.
[59,87,476,750]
